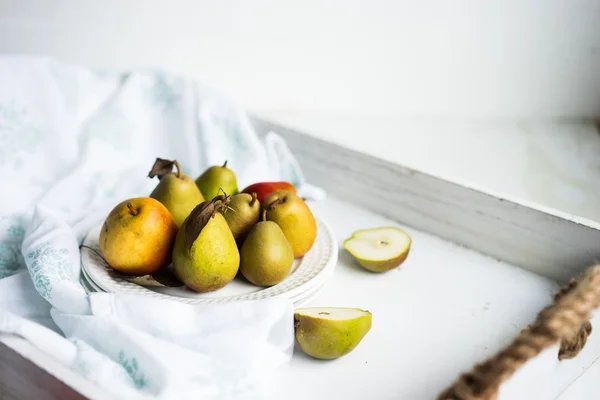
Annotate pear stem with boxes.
[267,198,283,210]
[214,201,229,216]
[216,187,227,198]
[213,193,230,204]
[222,160,228,168]
[250,192,258,207]
[127,202,139,216]
[262,208,267,222]
[173,160,182,179]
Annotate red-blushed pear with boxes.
[241,181,297,205]
[99,197,178,276]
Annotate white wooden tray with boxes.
[250,117,600,400]
[2,118,599,400]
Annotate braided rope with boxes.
[437,265,600,400]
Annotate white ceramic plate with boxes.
[79,274,96,294]
[81,266,103,292]
[81,217,337,305]
[81,259,327,306]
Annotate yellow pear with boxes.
[171,196,240,292]
[99,197,177,276]
[264,190,317,258]
[294,307,372,360]
[148,158,205,227]
[344,227,411,272]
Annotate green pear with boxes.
[172,197,240,292]
[195,161,238,200]
[222,192,261,244]
[344,227,411,272]
[294,307,372,360]
[240,212,294,286]
[148,158,205,228]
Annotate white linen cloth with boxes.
[0,54,323,399]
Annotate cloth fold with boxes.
[0,54,318,398]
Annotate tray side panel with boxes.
[252,117,600,282]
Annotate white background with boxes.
[1,0,600,119]
[1,0,599,221]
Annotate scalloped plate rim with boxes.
[81,217,337,305]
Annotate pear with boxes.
[265,191,317,258]
[100,197,178,276]
[344,227,411,272]
[294,307,372,360]
[195,161,238,201]
[222,192,261,244]
[241,181,297,205]
[171,196,240,292]
[148,158,205,228]
[240,210,294,286]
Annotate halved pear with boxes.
[343,227,411,272]
[294,307,372,360]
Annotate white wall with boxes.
[1,1,599,222]
[1,0,600,119]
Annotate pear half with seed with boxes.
[294,307,372,360]
[343,227,411,273]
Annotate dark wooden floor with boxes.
[0,341,88,400]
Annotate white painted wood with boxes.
[1,197,590,400]
[254,111,600,223]
[557,354,600,400]
[1,0,600,119]
[2,118,598,397]
[262,198,599,400]
[2,198,599,399]
[251,117,600,283]
[496,310,600,400]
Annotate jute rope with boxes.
[437,264,600,400]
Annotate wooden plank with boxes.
[251,117,600,282]
[0,340,88,400]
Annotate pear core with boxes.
[343,227,411,272]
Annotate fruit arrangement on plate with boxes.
[95,157,413,361]
[99,158,318,292]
